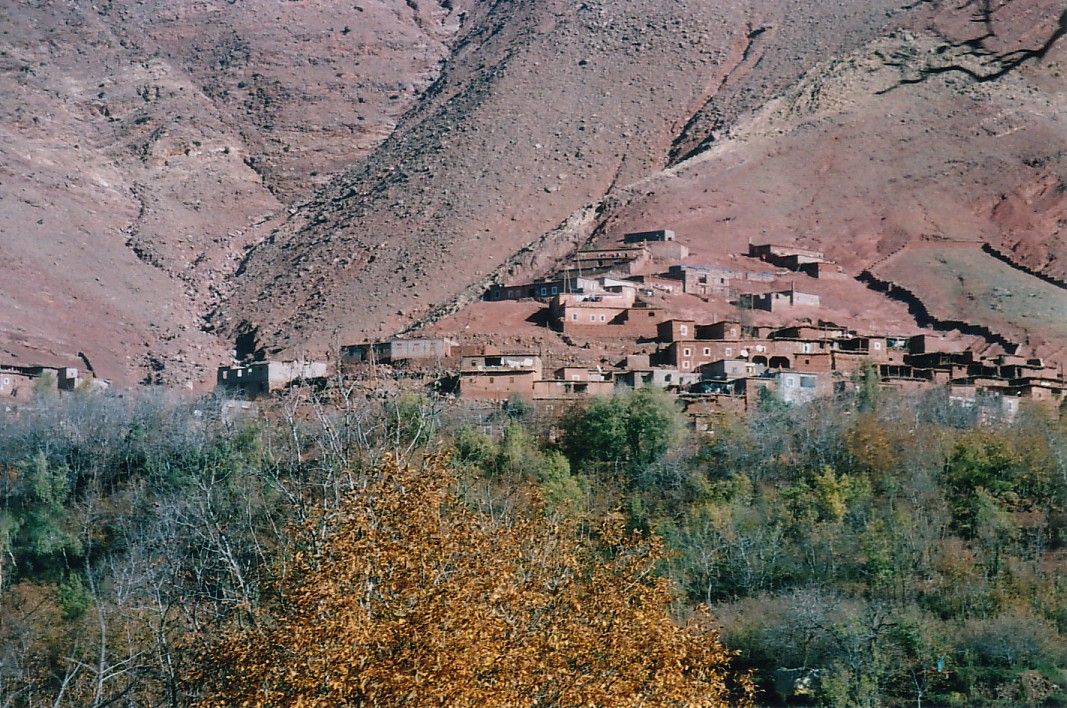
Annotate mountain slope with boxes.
[0,0,459,383]
[586,0,1067,356]
[221,0,913,357]
[4,0,1066,382]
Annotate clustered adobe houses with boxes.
[213,322,1064,419]
[216,337,463,398]
[213,231,1066,418]
[0,363,107,405]
[457,354,615,402]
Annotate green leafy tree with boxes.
[856,362,880,412]
[559,388,683,474]
[13,451,81,571]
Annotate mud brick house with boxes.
[771,323,849,340]
[616,367,699,390]
[553,291,633,326]
[0,364,105,400]
[617,230,687,259]
[658,319,746,343]
[833,335,893,362]
[57,367,82,390]
[486,275,600,301]
[626,273,682,294]
[657,319,698,342]
[657,319,780,372]
[656,318,888,376]
[799,261,849,280]
[459,355,542,400]
[748,243,825,269]
[532,374,615,399]
[217,360,328,398]
[745,371,825,405]
[992,355,1060,381]
[486,282,542,301]
[551,289,664,337]
[532,380,614,398]
[905,351,975,382]
[665,265,740,297]
[1007,375,1065,403]
[589,305,663,337]
[663,341,736,373]
[906,334,954,354]
[681,389,748,424]
[343,338,454,367]
[575,246,650,273]
[656,319,752,372]
[552,366,611,382]
[701,359,763,380]
[739,289,821,312]
[2,365,63,395]
[624,229,676,244]
[775,371,826,404]
[0,368,36,400]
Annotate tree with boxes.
[559,388,683,473]
[189,454,751,707]
[855,363,880,412]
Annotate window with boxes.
[873,341,882,350]
[551,286,558,295]
[725,348,733,357]
[680,325,689,335]
[682,362,690,369]
[703,348,711,356]
[599,315,605,321]
[572,313,578,320]
[590,315,596,321]
[803,343,812,353]
[1,378,8,386]
[800,377,817,389]
[786,376,796,387]
[540,287,547,296]
[683,348,691,357]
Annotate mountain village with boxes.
[209,229,1067,423]
[3,228,1064,424]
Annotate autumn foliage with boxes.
[189,454,750,706]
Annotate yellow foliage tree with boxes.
[189,455,751,706]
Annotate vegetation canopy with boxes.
[190,454,749,707]
[2,387,1065,706]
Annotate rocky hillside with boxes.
[224,0,1067,363]
[220,0,917,357]
[587,0,1067,356]
[0,0,461,384]
[2,0,1065,383]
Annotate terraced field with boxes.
[875,243,1067,356]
